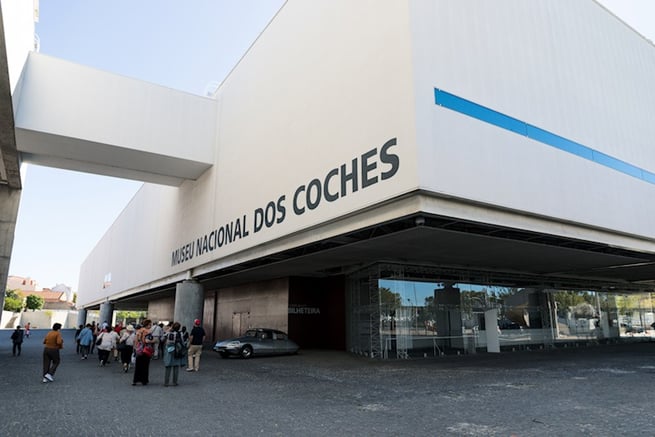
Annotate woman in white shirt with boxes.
[96,326,115,366]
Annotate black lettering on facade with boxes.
[242,214,249,237]
[171,138,400,265]
[293,185,305,215]
[276,196,286,224]
[306,178,322,210]
[323,168,339,202]
[380,137,399,180]
[361,148,378,188]
[340,158,359,196]
[217,226,225,246]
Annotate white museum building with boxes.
[2,1,655,358]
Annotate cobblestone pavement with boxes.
[1,329,654,436]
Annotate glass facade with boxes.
[346,264,655,359]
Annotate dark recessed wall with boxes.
[288,276,346,350]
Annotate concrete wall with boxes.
[214,278,289,340]
[0,186,21,313]
[412,0,655,247]
[1,310,19,328]
[2,309,79,330]
[147,297,174,324]
[78,0,417,306]
[77,0,655,306]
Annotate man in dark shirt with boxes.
[186,319,206,372]
[11,325,24,356]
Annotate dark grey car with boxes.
[213,328,300,359]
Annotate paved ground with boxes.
[0,329,654,436]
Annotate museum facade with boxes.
[4,1,655,358]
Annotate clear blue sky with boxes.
[8,1,655,292]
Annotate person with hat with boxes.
[119,324,136,372]
[186,319,206,372]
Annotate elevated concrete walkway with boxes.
[13,52,215,186]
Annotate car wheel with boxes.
[240,345,253,359]
[219,352,229,359]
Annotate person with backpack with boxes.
[10,325,24,356]
[118,324,136,372]
[77,324,94,360]
[163,322,185,386]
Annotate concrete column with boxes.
[485,308,500,353]
[174,280,204,330]
[77,308,88,327]
[0,185,21,314]
[99,302,114,326]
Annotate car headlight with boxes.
[225,341,241,348]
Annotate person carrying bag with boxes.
[132,320,155,386]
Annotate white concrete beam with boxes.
[13,52,215,186]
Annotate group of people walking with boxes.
[75,321,136,371]
[130,318,206,386]
[9,323,58,384]
[21,317,206,386]
[71,317,206,386]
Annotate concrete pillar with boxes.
[485,308,500,353]
[99,302,114,327]
[174,280,204,331]
[77,308,88,327]
[0,185,21,314]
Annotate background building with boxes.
[6,275,38,292]
[2,275,76,329]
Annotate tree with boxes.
[25,294,44,311]
[553,291,593,314]
[3,289,23,312]
[379,287,401,310]
[572,302,596,319]
[115,310,147,325]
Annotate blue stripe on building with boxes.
[434,88,655,184]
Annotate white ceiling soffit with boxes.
[13,52,215,186]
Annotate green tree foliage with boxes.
[4,289,24,312]
[115,310,147,325]
[572,302,596,318]
[380,287,401,308]
[25,294,44,311]
[615,293,653,316]
[553,291,594,312]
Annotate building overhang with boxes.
[193,212,655,292]
[101,203,655,312]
